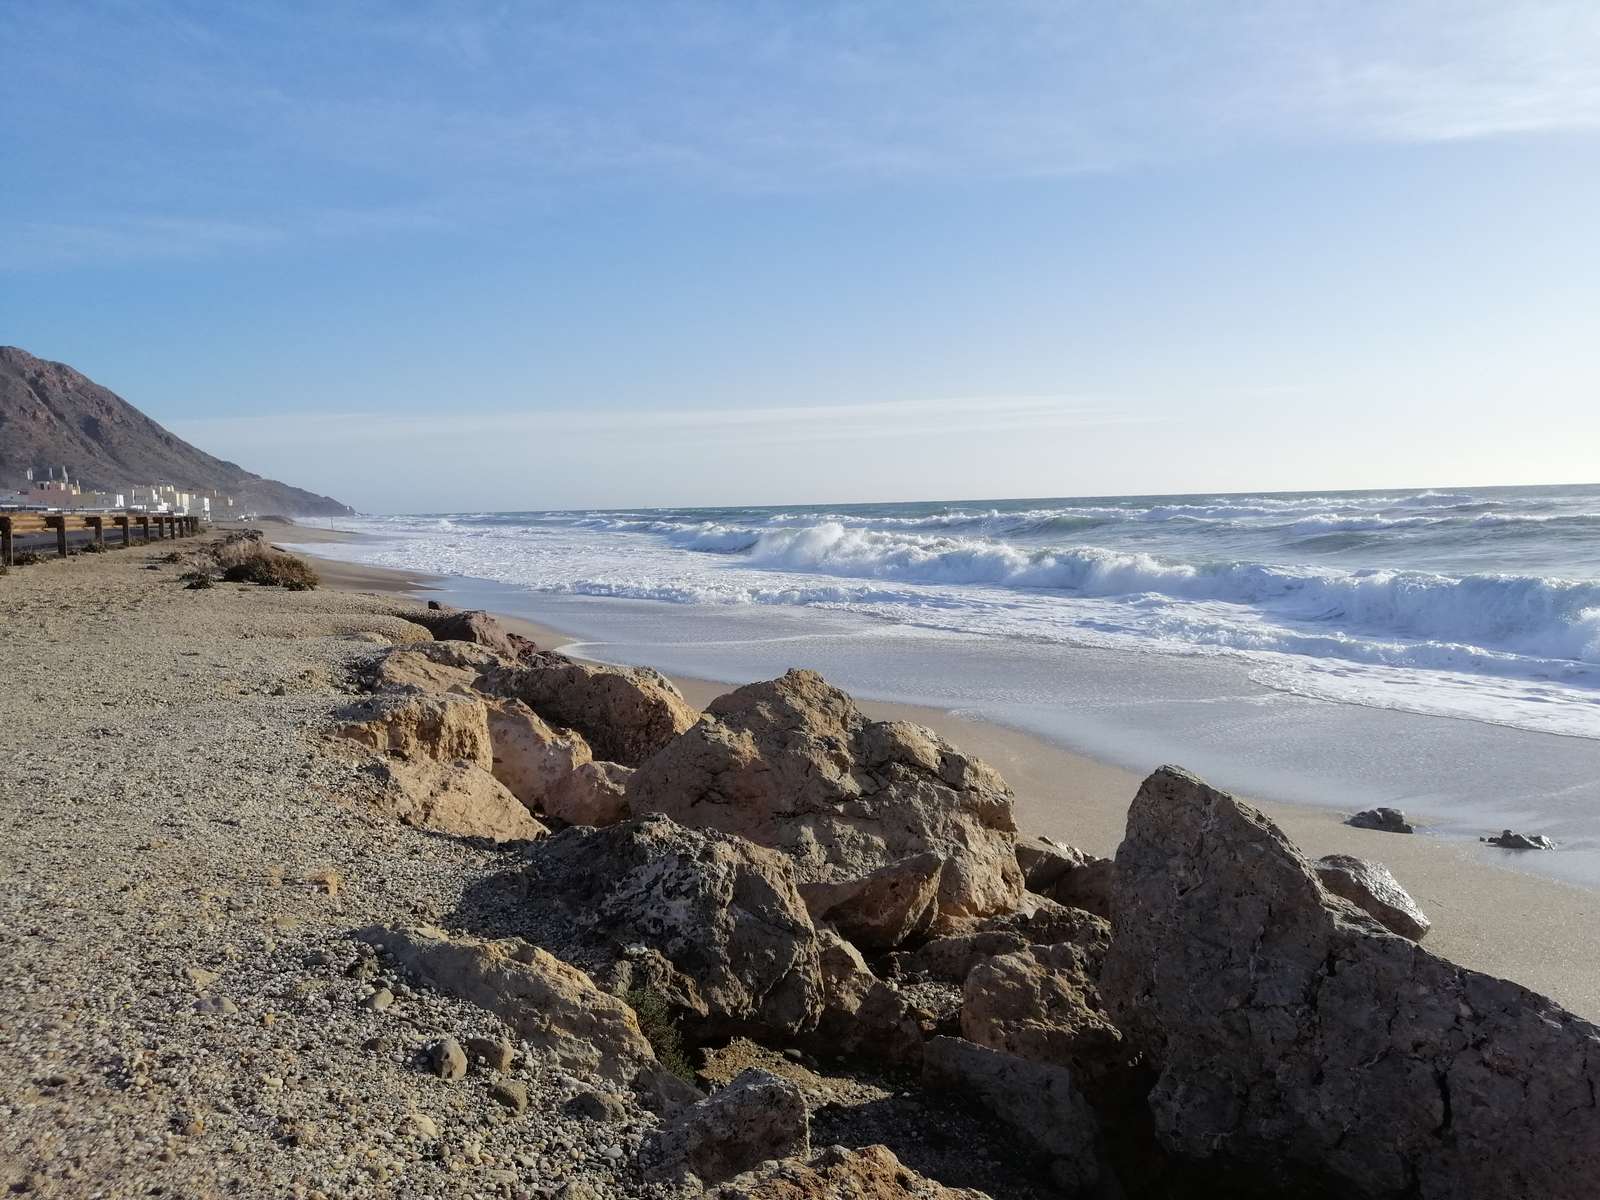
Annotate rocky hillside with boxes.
[0,346,350,516]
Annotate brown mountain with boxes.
[0,346,351,516]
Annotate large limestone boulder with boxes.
[1103,765,1600,1199]
[645,1068,809,1185]
[543,760,633,827]
[488,651,698,767]
[628,670,1024,947]
[710,1144,990,1199]
[960,942,1125,1080]
[358,925,697,1106]
[520,815,824,1039]
[485,698,592,808]
[1314,854,1431,941]
[922,1036,1102,1192]
[335,691,493,769]
[370,759,547,842]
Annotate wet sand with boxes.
[286,526,1600,1018]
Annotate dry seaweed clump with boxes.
[215,540,320,590]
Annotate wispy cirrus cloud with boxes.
[170,394,1155,453]
[5,1,1599,268]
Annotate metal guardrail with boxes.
[0,511,202,566]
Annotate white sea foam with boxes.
[312,487,1600,738]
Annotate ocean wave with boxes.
[711,522,1600,664]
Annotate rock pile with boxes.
[321,616,1597,1199]
[628,669,1025,946]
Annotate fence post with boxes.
[0,516,11,567]
[139,515,151,543]
[117,516,131,547]
[88,516,104,549]
[50,515,68,558]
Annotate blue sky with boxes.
[3,2,1598,512]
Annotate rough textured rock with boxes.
[1314,854,1431,941]
[810,928,924,1065]
[543,760,634,827]
[491,651,698,767]
[710,1143,990,1199]
[368,759,547,842]
[358,924,696,1104]
[628,670,1024,947]
[404,608,533,660]
[903,930,1028,983]
[334,691,493,769]
[1103,764,1600,1199]
[361,646,481,695]
[1348,806,1415,834]
[1483,828,1558,850]
[427,1036,467,1080]
[521,815,824,1039]
[975,899,1112,964]
[922,1036,1102,1190]
[646,1068,809,1185]
[1013,836,1114,919]
[484,697,592,808]
[358,638,511,690]
[961,943,1125,1079]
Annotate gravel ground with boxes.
[0,542,1066,1200]
[0,545,669,1200]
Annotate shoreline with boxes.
[280,526,1600,1018]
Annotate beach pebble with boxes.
[428,1037,468,1080]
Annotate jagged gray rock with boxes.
[1103,764,1600,1199]
[1348,806,1415,834]
[520,815,824,1040]
[1483,829,1558,850]
[628,669,1024,947]
[1314,854,1431,940]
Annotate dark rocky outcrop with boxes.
[1347,807,1415,834]
[519,815,825,1041]
[1483,829,1557,850]
[1103,765,1600,1199]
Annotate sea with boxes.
[289,483,1600,883]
